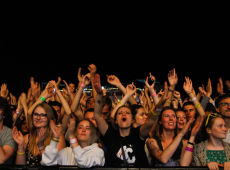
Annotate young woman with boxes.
[188,113,230,169]
[12,85,66,165]
[176,109,187,135]
[147,106,203,167]
[42,118,105,167]
[93,74,159,168]
[130,104,148,128]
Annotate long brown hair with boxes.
[28,103,55,156]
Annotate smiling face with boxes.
[33,106,48,128]
[76,120,91,143]
[160,109,177,130]
[69,83,75,93]
[176,110,187,130]
[115,107,133,129]
[21,120,29,133]
[134,107,148,127]
[216,98,230,118]
[208,117,227,139]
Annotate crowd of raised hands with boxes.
[0,63,230,170]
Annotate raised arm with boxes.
[147,119,194,164]
[164,68,178,107]
[107,75,137,105]
[183,77,205,118]
[93,74,109,136]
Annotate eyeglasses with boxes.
[33,113,47,119]
[219,103,230,107]
[205,113,222,126]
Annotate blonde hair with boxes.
[28,103,55,156]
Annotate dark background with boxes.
[1,1,230,99]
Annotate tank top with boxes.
[152,137,183,166]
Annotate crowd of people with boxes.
[0,64,230,170]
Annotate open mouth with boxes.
[122,118,127,121]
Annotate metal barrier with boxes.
[0,165,223,170]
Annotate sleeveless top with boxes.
[25,135,42,166]
[151,137,183,167]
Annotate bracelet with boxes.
[70,138,78,144]
[195,103,201,109]
[119,101,124,106]
[188,141,195,146]
[51,138,59,143]
[14,110,20,115]
[151,110,160,116]
[80,83,86,88]
[166,100,171,103]
[185,147,194,152]
[17,151,25,155]
[40,96,46,102]
[191,97,197,102]
[178,99,182,103]
[151,92,157,97]
[168,88,174,92]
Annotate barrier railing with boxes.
[0,165,223,170]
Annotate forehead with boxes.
[87,98,94,103]
[137,107,145,113]
[213,117,225,125]
[176,110,186,116]
[84,111,94,118]
[162,109,175,116]
[220,98,230,103]
[117,107,131,113]
[69,83,75,87]
[52,105,61,110]
[183,105,195,110]
[78,120,90,126]
[34,106,45,113]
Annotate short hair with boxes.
[84,108,94,118]
[205,103,216,113]
[215,94,230,108]
[183,101,194,109]
[48,101,62,109]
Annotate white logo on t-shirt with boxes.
[116,145,136,164]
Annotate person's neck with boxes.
[0,121,4,133]
[119,127,131,137]
[79,141,88,148]
[36,126,47,134]
[132,122,140,128]
[161,129,175,141]
[208,136,224,148]
[223,117,230,130]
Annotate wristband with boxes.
[14,110,20,115]
[178,99,182,103]
[188,141,195,146]
[151,92,157,97]
[51,138,59,143]
[40,96,46,102]
[168,88,174,92]
[80,83,86,88]
[185,147,194,152]
[119,101,124,106]
[155,107,162,112]
[166,100,171,103]
[70,138,78,144]
[191,97,197,102]
[151,110,160,116]
[17,151,25,155]
[195,103,201,109]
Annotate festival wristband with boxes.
[185,147,194,152]
[151,92,157,97]
[17,151,25,155]
[40,96,46,102]
[80,83,86,88]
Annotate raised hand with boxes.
[57,77,62,87]
[206,78,212,97]
[67,118,76,138]
[217,77,224,95]
[190,117,204,137]
[50,120,61,139]
[106,75,121,86]
[178,118,195,138]
[168,68,178,87]
[10,93,17,105]
[145,75,155,94]
[183,77,193,94]
[12,126,24,146]
[37,127,47,146]
[93,74,103,94]
[126,83,136,96]
[77,67,84,83]
[1,83,7,98]
[82,73,92,86]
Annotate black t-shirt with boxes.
[101,125,149,168]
